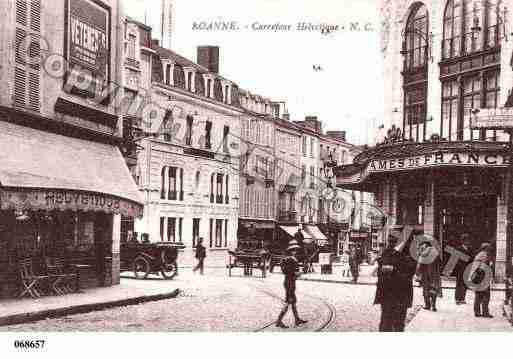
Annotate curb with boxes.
[0,288,181,327]
[298,277,507,291]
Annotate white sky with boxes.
[122,0,384,145]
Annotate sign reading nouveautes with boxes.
[470,108,513,129]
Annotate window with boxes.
[185,116,193,146]
[178,218,183,243]
[485,1,501,49]
[127,34,136,59]
[167,217,176,242]
[215,219,223,247]
[165,64,172,85]
[301,165,306,183]
[223,125,229,153]
[310,138,314,157]
[224,85,230,104]
[210,174,215,203]
[206,79,212,97]
[216,173,223,204]
[160,167,166,199]
[160,217,165,241]
[402,3,429,141]
[224,219,228,247]
[168,167,177,200]
[404,4,428,71]
[195,171,200,190]
[309,166,315,189]
[173,65,185,89]
[187,72,193,91]
[195,73,205,96]
[209,218,213,247]
[225,175,229,204]
[302,136,307,155]
[205,121,212,149]
[193,218,200,247]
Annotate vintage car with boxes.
[120,240,185,279]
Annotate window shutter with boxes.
[13,0,41,111]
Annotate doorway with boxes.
[436,194,497,270]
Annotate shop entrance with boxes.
[436,194,497,268]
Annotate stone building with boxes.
[337,0,513,279]
[0,0,143,297]
[237,90,278,242]
[126,25,244,265]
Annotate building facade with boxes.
[337,0,513,280]
[237,91,277,242]
[0,0,143,297]
[129,30,243,265]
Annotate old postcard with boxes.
[0,0,512,356]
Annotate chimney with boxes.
[197,46,220,73]
[326,131,346,142]
[304,116,322,134]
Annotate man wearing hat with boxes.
[275,239,308,328]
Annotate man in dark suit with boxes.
[193,237,206,275]
[276,240,308,328]
[455,234,473,304]
[374,230,418,332]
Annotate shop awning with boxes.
[0,121,144,217]
[279,225,313,243]
[304,225,329,246]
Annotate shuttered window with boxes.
[14,0,41,112]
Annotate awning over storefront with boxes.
[304,225,329,246]
[0,121,144,217]
[279,225,314,243]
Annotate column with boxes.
[424,175,435,237]
[111,214,121,285]
[496,173,507,281]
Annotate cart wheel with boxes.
[133,256,150,279]
[161,261,178,279]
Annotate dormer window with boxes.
[173,64,185,89]
[187,72,193,91]
[214,78,223,102]
[195,73,205,96]
[165,64,172,85]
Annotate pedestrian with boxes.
[454,234,473,305]
[349,245,360,283]
[275,240,308,328]
[340,250,350,277]
[193,237,206,275]
[471,242,494,318]
[374,229,418,332]
[416,240,441,312]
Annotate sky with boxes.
[122,0,384,145]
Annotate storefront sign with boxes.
[471,108,513,130]
[67,0,109,76]
[366,152,508,173]
[0,189,142,218]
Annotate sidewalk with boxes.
[298,264,507,291]
[407,289,512,331]
[0,279,180,327]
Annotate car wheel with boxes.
[161,249,178,279]
[133,256,150,279]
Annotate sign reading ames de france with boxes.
[366,151,508,173]
[470,108,513,130]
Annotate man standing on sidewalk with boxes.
[349,245,360,283]
[276,240,308,328]
[193,237,206,275]
[471,243,494,318]
[455,234,472,305]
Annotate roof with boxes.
[0,121,143,216]
[125,16,152,31]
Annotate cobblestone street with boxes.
[4,269,426,332]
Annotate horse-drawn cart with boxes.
[227,250,268,278]
[120,241,185,279]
